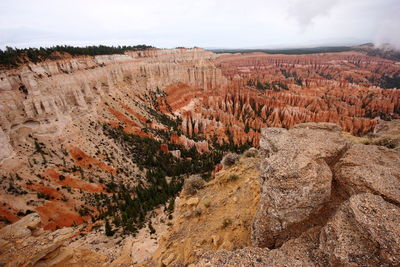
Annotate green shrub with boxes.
[221,153,239,167]
[182,175,205,195]
[228,174,239,181]
[244,148,258,157]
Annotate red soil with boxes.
[23,183,64,199]
[43,168,104,193]
[0,202,19,225]
[160,144,169,153]
[36,200,88,230]
[121,103,148,124]
[69,146,115,174]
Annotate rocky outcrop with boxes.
[198,193,400,266]
[372,119,400,150]
[0,127,13,164]
[320,193,400,266]
[1,48,400,266]
[252,123,349,248]
[334,144,400,204]
[195,122,400,266]
[0,213,108,267]
[0,48,225,163]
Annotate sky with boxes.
[0,0,399,49]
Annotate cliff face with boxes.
[2,49,399,165]
[152,122,400,266]
[0,48,226,232]
[1,48,400,231]
[0,48,225,162]
[1,47,400,265]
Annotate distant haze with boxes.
[0,0,399,49]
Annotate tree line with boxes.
[0,45,154,67]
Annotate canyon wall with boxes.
[0,48,227,232]
[0,47,399,236]
[0,48,226,163]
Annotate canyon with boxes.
[0,47,400,266]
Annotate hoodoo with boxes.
[1,44,400,266]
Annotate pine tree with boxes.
[105,219,114,236]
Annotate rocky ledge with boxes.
[197,122,400,266]
[0,213,108,267]
[2,122,399,266]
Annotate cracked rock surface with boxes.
[197,121,400,266]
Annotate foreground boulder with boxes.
[198,193,400,266]
[320,193,400,265]
[0,213,74,266]
[334,144,400,204]
[195,122,400,266]
[0,213,107,267]
[252,123,349,248]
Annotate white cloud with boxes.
[288,0,340,29]
[0,0,398,48]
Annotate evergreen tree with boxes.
[105,219,114,236]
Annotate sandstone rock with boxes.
[198,193,400,266]
[0,127,14,164]
[196,247,271,266]
[320,193,400,265]
[162,253,176,266]
[0,213,41,240]
[252,123,349,248]
[0,213,78,267]
[334,144,400,204]
[197,226,324,266]
[372,119,400,150]
[160,144,169,153]
[187,197,200,206]
[35,246,108,267]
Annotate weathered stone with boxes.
[334,144,400,204]
[187,197,200,206]
[252,123,349,248]
[320,193,400,265]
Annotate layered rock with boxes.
[198,193,400,266]
[195,122,400,266]
[334,144,400,204]
[0,213,106,266]
[0,48,226,162]
[320,193,400,265]
[0,48,226,230]
[155,51,400,150]
[0,127,13,164]
[1,48,400,266]
[252,123,349,248]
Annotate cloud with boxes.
[0,0,399,48]
[287,0,341,29]
[374,5,400,49]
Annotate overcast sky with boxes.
[0,0,399,49]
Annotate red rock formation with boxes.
[160,144,169,153]
[170,133,210,153]
[158,51,400,148]
[1,48,399,232]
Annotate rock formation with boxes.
[252,123,350,248]
[1,47,400,266]
[194,121,400,266]
[0,213,107,266]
